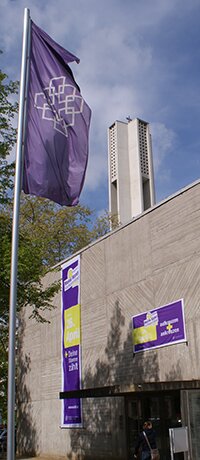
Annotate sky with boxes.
[1,0,200,217]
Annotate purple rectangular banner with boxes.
[132,299,186,353]
[61,255,82,427]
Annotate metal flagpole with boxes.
[7,8,31,460]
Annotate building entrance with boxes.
[125,390,184,460]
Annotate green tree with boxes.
[0,206,61,422]
[92,210,119,239]
[0,67,18,205]
[0,68,19,422]
[19,194,94,266]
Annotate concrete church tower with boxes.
[108,118,155,225]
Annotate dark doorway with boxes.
[125,390,184,460]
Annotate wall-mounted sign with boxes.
[61,255,82,427]
[132,299,186,353]
[169,427,188,455]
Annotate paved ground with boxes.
[0,453,65,459]
[2,457,67,460]
[1,454,67,460]
[18,458,66,460]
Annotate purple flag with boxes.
[23,21,91,206]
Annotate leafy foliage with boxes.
[0,70,18,205]
[0,68,19,421]
[91,210,119,238]
[19,195,93,266]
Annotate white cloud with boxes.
[151,122,176,174]
[84,147,107,191]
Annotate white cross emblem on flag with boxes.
[34,76,84,137]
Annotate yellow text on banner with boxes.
[64,304,81,348]
[133,324,157,345]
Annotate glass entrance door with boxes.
[125,391,183,460]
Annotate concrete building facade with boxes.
[108,118,155,225]
[18,180,200,460]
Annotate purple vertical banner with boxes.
[61,255,82,427]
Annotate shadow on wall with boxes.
[16,300,160,459]
[16,312,38,457]
[68,299,159,460]
[165,361,182,381]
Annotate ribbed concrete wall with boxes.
[17,180,200,459]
